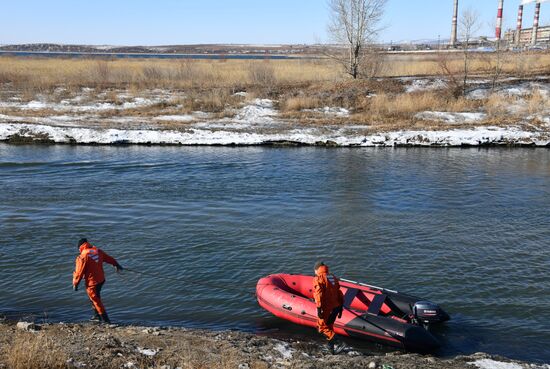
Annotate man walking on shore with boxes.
[73,238,123,324]
[313,261,346,354]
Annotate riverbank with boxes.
[0,55,549,147]
[0,321,545,369]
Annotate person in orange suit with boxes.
[313,261,346,354]
[73,238,123,324]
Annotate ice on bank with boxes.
[1,122,548,147]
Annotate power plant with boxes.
[450,0,549,48]
[508,0,550,46]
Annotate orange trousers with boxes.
[86,282,106,315]
[317,308,339,341]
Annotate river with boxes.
[0,145,549,362]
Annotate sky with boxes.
[1,0,548,45]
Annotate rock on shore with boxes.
[0,322,546,369]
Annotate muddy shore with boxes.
[0,321,544,369]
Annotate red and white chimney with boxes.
[516,4,524,44]
[532,0,541,45]
[496,0,505,41]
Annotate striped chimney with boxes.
[516,4,523,44]
[496,0,504,40]
[532,0,541,45]
[451,0,459,46]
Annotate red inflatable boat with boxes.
[256,274,450,352]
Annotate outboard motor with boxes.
[413,301,450,327]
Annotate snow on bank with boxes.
[468,82,550,100]
[469,359,524,369]
[234,99,276,123]
[1,122,548,146]
[302,107,350,117]
[0,95,171,113]
[406,79,447,93]
[415,111,487,124]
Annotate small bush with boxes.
[247,62,277,86]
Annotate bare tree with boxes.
[485,19,509,91]
[460,8,481,96]
[327,0,387,79]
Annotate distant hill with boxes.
[0,43,327,56]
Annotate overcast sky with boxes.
[1,0,548,45]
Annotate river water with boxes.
[0,145,549,362]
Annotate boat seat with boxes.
[343,288,359,308]
[367,294,387,316]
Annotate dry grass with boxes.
[0,57,339,93]
[0,52,547,93]
[381,51,550,77]
[2,332,68,369]
[364,92,479,119]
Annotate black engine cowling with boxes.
[413,301,450,325]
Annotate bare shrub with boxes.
[247,62,276,87]
[182,89,237,113]
[527,91,550,115]
[93,60,111,86]
[176,60,198,84]
[282,96,322,111]
[142,65,164,82]
[358,50,387,79]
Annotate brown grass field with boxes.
[0,52,548,131]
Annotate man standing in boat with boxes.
[72,238,123,324]
[313,261,346,354]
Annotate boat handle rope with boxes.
[123,267,262,296]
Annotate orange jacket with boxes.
[73,242,118,288]
[313,265,344,313]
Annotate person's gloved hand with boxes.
[73,285,78,292]
[317,307,323,319]
[338,305,344,319]
[115,263,124,273]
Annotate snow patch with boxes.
[415,111,487,124]
[154,115,195,122]
[273,342,294,360]
[468,82,550,100]
[0,96,169,113]
[136,347,158,357]
[406,79,447,93]
[469,359,524,369]
[234,99,275,122]
[302,107,350,117]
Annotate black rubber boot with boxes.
[328,338,346,355]
[332,338,347,355]
[100,313,111,324]
[90,309,102,323]
[327,339,335,354]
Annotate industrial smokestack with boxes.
[532,0,541,45]
[451,0,459,47]
[496,0,504,41]
[516,4,524,45]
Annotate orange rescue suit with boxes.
[73,242,118,315]
[313,265,344,340]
